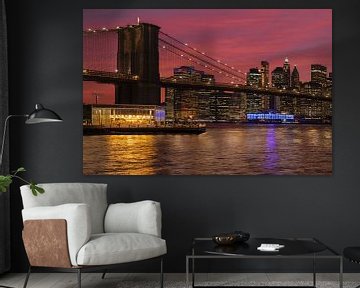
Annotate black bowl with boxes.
[212,231,250,246]
[233,230,250,242]
[212,234,237,245]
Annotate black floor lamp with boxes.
[0,103,63,167]
[0,103,62,288]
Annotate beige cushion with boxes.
[76,233,167,266]
[104,201,162,237]
[20,183,107,234]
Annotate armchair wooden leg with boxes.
[101,270,107,279]
[160,257,164,288]
[77,268,81,288]
[23,266,31,288]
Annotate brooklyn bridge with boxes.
[83,22,331,122]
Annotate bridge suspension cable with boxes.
[159,38,245,84]
[83,28,248,84]
[83,30,118,72]
[159,31,247,79]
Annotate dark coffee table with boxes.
[186,237,342,288]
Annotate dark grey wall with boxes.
[5,0,360,273]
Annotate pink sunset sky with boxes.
[83,9,332,104]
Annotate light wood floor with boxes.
[0,273,359,288]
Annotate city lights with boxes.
[82,9,332,176]
[83,17,331,125]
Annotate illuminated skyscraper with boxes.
[173,66,202,81]
[246,68,261,87]
[278,58,294,115]
[327,72,333,83]
[165,66,218,121]
[198,74,215,120]
[246,68,262,113]
[324,72,332,98]
[173,66,202,120]
[259,61,272,112]
[260,61,270,88]
[311,64,327,86]
[291,65,300,90]
[323,73,332,118]
[210,92,231,121]
[283,57,291,88]
[271,67,285,89]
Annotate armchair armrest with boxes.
[22,203,91,266]
[104,200,162,237]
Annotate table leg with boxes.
[186,257,189,288]
[192,246,195,288]
[313,254,316,287]
[339,257,343,288]
[192,257,195,288]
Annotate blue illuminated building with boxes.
[247,113,295,123]
[155,109,166,122]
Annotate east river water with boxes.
[83,124,332,175]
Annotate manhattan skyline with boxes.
[83,9,332,104]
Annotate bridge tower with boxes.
[116,23,161,105]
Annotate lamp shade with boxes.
[25,104,63,124]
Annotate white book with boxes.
[257,243,285,251]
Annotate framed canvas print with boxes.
[83,9,332,175]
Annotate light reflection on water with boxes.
[83,124,332,175]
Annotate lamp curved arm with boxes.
[0,114,28,169]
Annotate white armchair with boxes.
[20,183,166,288]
